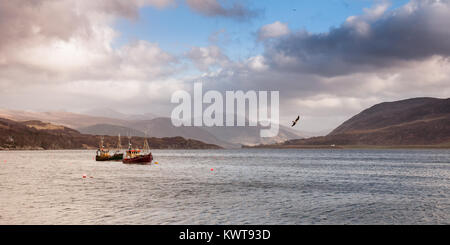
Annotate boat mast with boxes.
[99,136,104,149]
[143,129,150,153]
[117,134,122,150]
[127,134,132,150]
[143,138,150,152]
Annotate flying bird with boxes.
[291,115,300,127]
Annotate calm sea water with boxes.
[0,149,449,224]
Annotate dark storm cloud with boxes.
[267,0,450,76]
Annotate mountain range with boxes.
[2,97,448,149]
[0,109,305,148]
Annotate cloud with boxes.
[258,21,290,40]
[0,0,174,49]
[0,0,178,79]
[186,45,230,71]
[185,0,260,20]
[139,0,176,9]
[246,55,269,71]
[267,0,450,76]
[0,0,181,116]
[115,41,177,80]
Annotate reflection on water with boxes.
[0,149,449,224]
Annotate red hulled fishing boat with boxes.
[122,137,153,165]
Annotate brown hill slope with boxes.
[330,97,450,135]
[0,118,221,150]
[257,97,450,147]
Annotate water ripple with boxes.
[0,149,449,224]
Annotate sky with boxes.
[1,0,449,133]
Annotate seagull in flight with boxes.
[291,115,300,127]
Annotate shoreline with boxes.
[0,148,224,152]
[0,147,223,151]
[243,144,450,149]
[2,145,450,151]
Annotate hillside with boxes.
[252,97,450,148]
[0,118,221,150]
[330,97,450,135]
[0,109,306,148]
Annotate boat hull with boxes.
[122,153,153,164]
[96,153,123,161]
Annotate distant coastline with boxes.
[0,135,222,151]
[243,144,450,149]
[3,144,450,150]
[0,147,223,151]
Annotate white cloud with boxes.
[258,21,290,40]
[247,55,268,71]
[186,45,230,71]
[0,0,178,82]
[345,2,390,36]
[0,0,181,115]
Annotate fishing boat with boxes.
[122,136,153,165]
[95,135,124,161]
